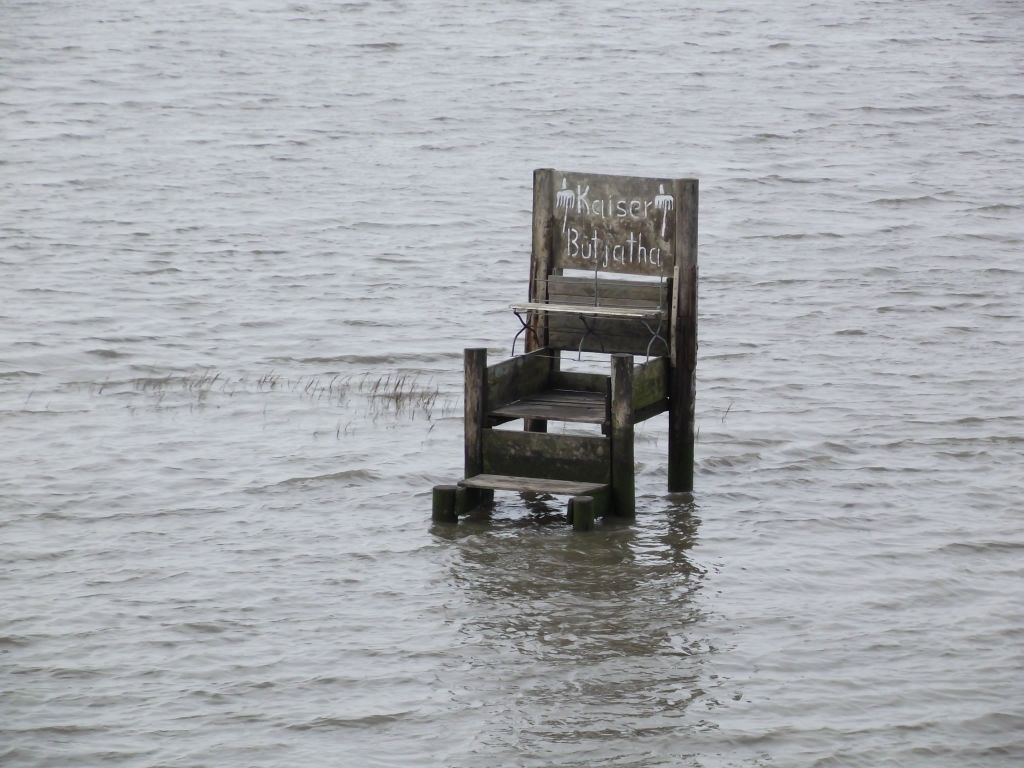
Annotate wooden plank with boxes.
[461,473,608,496]
[669,179,698,492]
[465,349,487,480]
[489,389,607,424]
[610,354,635,519]
[486,347,551,411]
[548,315,671,357]
[512,302,661,319]
[482,429,609,483]
[529,169,555,351]
[633,398,669,424]
[633,356,669,412]
[546,170,689,276]
[547,275,670,305]
[548,331,669,358]
[537,296,668,310]
[550,370,608,393]
[547,313,667,337]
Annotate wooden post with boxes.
[528,169,555,352]
[610,353,635,519]
[570,495,595,531]
[432,485,458,524]
[464,348,486,480]
[455,486,470,515]
[669,179,698,492]
[525,169,555,434]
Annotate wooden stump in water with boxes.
[570,495,595,532]
[431,485,458,524]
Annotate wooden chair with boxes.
[433,169,698,529]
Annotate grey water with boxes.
[2,1,1022,766]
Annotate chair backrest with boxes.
[527,169,698,359]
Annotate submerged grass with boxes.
[92,369,458,421]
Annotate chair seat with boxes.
[488,388,607,425]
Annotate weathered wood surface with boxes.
[461,473,608,496]
[511,302,662,319]
[464,348,486,480]
[632,356,669,412]
[489,388,607,425]
[669,179,698,492]
[528,169,555,351]
[482,429,610,483]
[543,169,690,276]
[550,370,608,393]
[569,495,595,531]
[486,346,550,412]
[548,318,669,357]
[431,485,458,523]
[610,354,636,518]
[632,398,669,425]
[546,275,671,307]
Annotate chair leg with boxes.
[464,348,487,479]
[610,354,635,519]
[668,359,696,492]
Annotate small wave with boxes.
[274,469,382,486]
[953,233,1021,244]
[939,541,1024,554]
[847,104,945,114]
[0,634,33,649]
[179,622,228,634]
[7,724,102,735]
[134,267,182,275]
[89,335,157,343]
[973,203,1022,213]
[743,231,843,240]
[700,452,761,469]
[239,320,277,328]
[287,712,412,730]
[86,348,128,358]
[281,352,460,364]
[356,42,401,51]
[870,195,942,207]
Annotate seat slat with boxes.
[488,389,607,424]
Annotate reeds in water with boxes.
[117,368,455,421]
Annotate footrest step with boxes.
[460,474,608,496]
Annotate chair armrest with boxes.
[510,302,662,320]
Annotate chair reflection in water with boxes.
[433,169,698,531]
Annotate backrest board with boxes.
[539,170,687,277]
